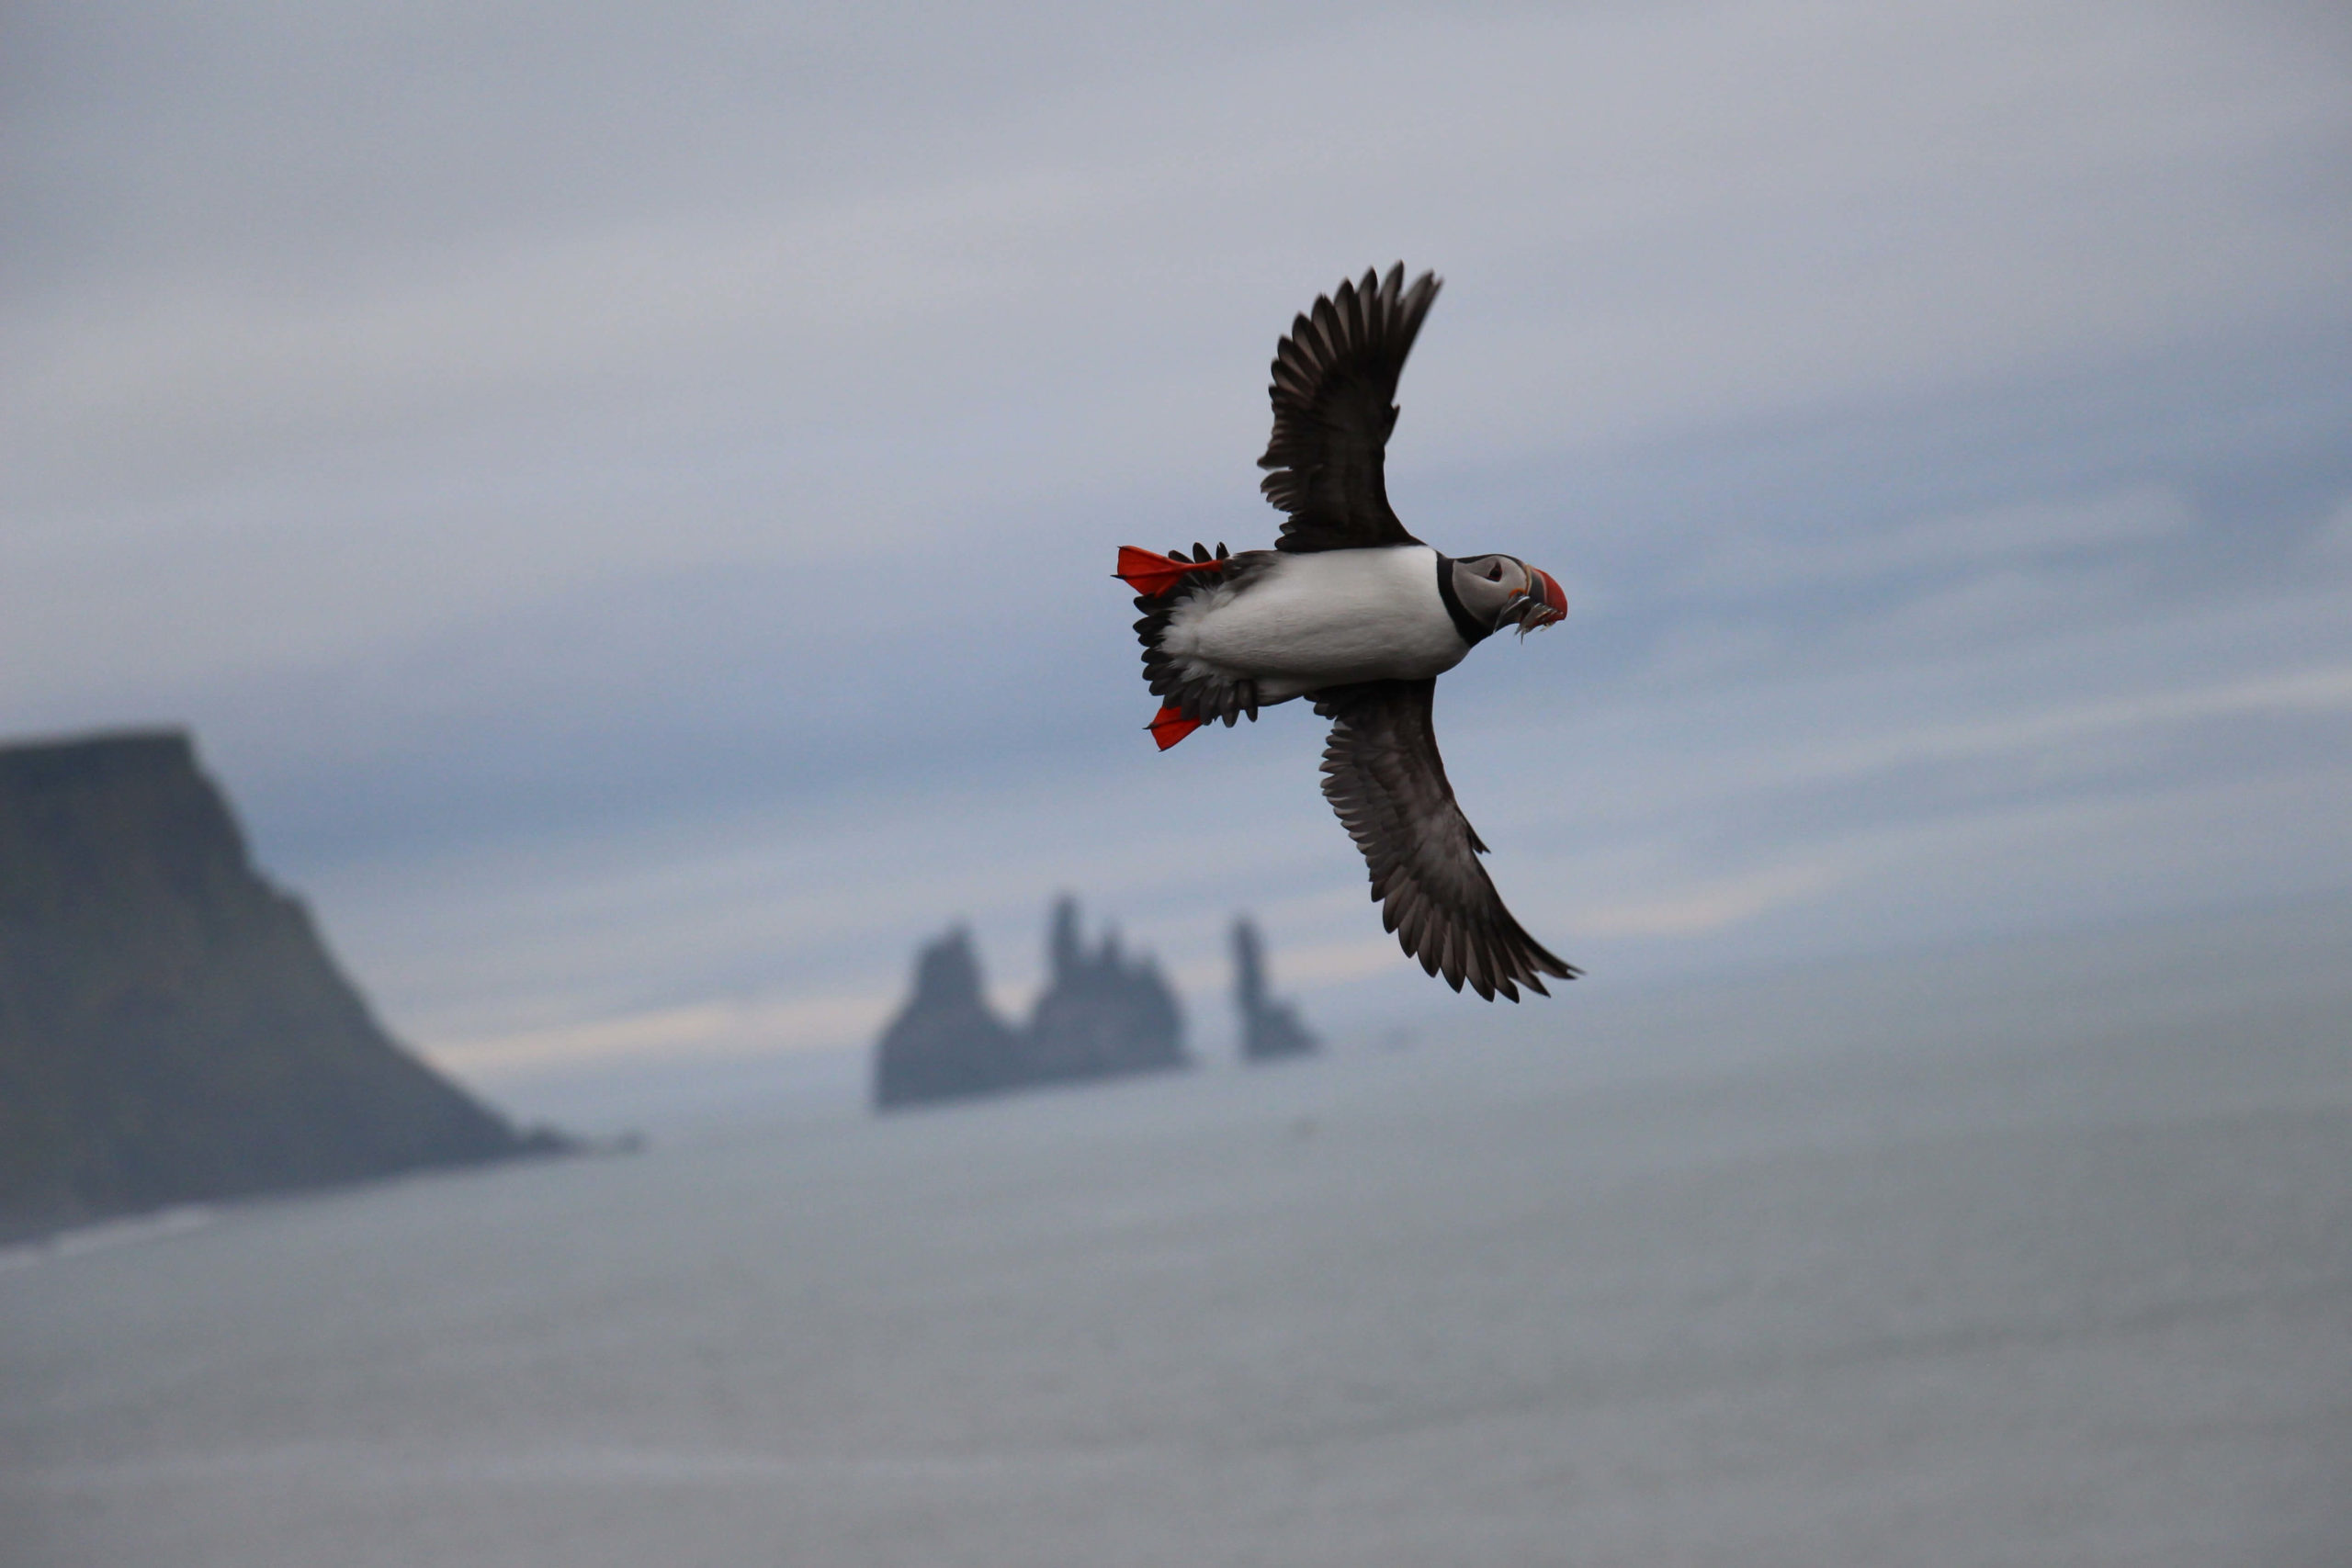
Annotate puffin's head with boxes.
[1451,554,1567,637]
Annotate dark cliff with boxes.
[1233,916,1317,1062]
[0,730,554,1239]
[873,897,1186,1110]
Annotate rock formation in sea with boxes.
[1232,915,1317,1062]
[870,928,1028,1107]
[872,897,1187,1109]
[0,730,561,1241]
[1023,897,1186,1083]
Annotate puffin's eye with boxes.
[1486,565,1502,581]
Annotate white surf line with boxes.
[0,1205,218,1273]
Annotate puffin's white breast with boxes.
[1168,546,1468,700]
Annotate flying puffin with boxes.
[1116,264,1579,1001]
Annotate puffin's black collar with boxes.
[1432,555,1492,648]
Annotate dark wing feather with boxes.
[1316,679,1579,1000]
[1258,264,1442,553]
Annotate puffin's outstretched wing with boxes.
[1315,679,1579,1000]
[1259,265,1442,554]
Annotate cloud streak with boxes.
[4,0,2348,1081]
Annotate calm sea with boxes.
[5,906,2349,1566]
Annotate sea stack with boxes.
[1023,897,1185,1084]
[872,897,1187,1110]
[0,730,559,1240]
[871,929,1027,1108]
[1232,916,1317,1062]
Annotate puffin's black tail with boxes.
[1127,542,1266,744]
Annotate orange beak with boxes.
[1529,568,1567,626]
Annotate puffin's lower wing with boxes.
[1314,679,1579,1000]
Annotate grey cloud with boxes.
[5,0,2350,1064]
[1688,485,2197,595]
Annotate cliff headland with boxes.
[0,730,560,1240]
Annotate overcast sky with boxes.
[6,0,2349,1096]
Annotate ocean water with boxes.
[5,907,2349,1567]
